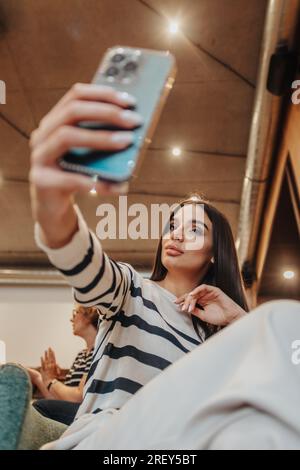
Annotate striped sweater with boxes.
[64,348,94,387]
[35,205,209,420]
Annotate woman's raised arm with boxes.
[29,83,141,316]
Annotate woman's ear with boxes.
[211,257,215,264]
[82,314,91,326]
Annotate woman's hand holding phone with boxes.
[29,82,141,248]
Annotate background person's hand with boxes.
[40,348,58,385]
[26,367,42,386]
[46,347,61,376]
[174,284,246,326]
[29,83,141,247]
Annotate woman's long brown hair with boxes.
[150,195,249,340]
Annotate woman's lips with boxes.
[165,247,183,256]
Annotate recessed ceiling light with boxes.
[89,187,97,196]
[283,270,295,280]
[169,21,179,34]
[172,147,182,156]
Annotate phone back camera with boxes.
[105,66,120,77]
[123,61,138,72]
[111,53,126,63]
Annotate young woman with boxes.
[27,83,249,448]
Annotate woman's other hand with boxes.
[174,284,246,326]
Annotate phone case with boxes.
[59,46,177,183]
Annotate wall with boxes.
[0,285,85,368]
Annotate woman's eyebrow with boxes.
[172,217,209,231]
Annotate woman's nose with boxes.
[171,226,184,241]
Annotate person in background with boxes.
[27,305,99,425]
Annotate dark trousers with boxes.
[33,399,80,426]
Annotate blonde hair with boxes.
[76,305,100,329]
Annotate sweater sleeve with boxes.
[34,205,133,319]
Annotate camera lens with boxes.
[124,61,138,72]
[111,53,125,63]
[105,66,119,77]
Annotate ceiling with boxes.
[0,0,269,270]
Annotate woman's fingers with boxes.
[187,298,197,313]
[45,349,54,367]
[191,307,207,321]
[189,285,219,303]
[176,297,206,320]
[31,99,141,149]
[174,294,186,304]
[175,294,195,313]
[30,166,128,195]
[49,348,56,363]
[174,284,219,316]
[50,83,136,115]
[181,294,193,312]
[182,298,199,314]
[174,284,217,305]
[30,166,95,193]
[31,157,130,196]
[44,350,48,362]
[189,284,210,296]
[29,83,136,218]
[190,284,219,297]
[31,125,135,167]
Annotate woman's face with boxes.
[70,305,89,337]
[161,204,213,277]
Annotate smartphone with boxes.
[59,46,177,183]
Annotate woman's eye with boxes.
[191,227,204,235]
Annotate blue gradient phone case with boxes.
[59,46,177,183]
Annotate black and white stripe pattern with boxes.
[64,348,94,387]
[35,205,211,419]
